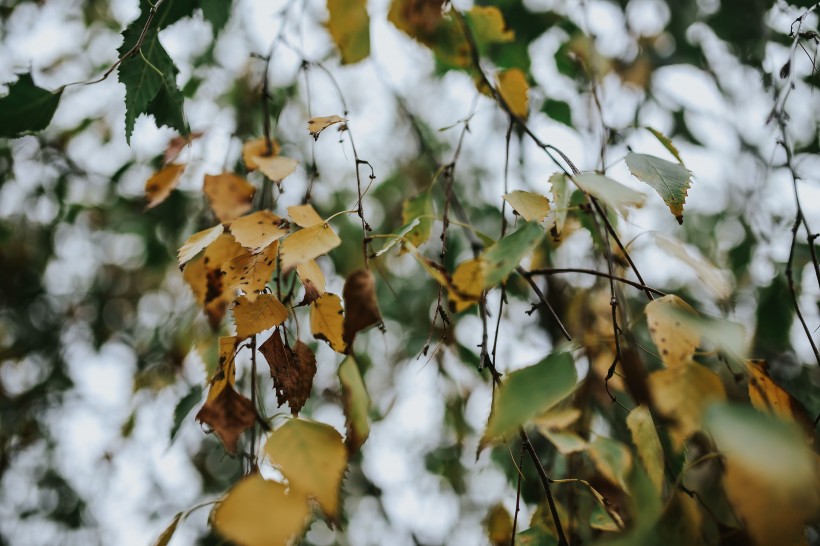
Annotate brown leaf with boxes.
[145,163,185,209]
[232,294,288,340]
[222,241,279,302]
[259,330,317,415]
[229,211,289,253]
[195,384,256,454]
[342,268,383,348]
[307,115,345,140]
[203,173,256,223]
[242,137,280,171]
[163,131,203,164]
[183,233,245,329]
[296,259,326,306]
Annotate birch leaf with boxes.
[296,259,326,305]
[484,504,514,546]
[746,360,814,436]
[503,190,550,222]
[498,68,528,118]
[645,295,700,367]
[645,126,684,165]
[572,173,645,216]
[145,163,185,209]
[655,234,732,300]
[550,172,571,241]
[183,233,245,328]
[178,224,224,268]
[203,173,256,223]
[229,211,289,253]
[242,137,280,171]
[232,294,288,340]
[625,152,692,224]
[253,155,298,183]
[588,436,633,492]
[265,418,348,522]
[222,241,279,302]
[338,355,370,452]
[0,73,63,138]
[626,405,665,495]
[467,6,513,43]
[308,115,346,140]
[342,269,383,347]
[541,429,588,455]
[326,0,370,64]
[258,330,315,415]
[401,187,434,250]
[195,383,256,454]
[280,223,342,273]
[288,204,324,228]
[311,293,346,353]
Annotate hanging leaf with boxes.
[481,352,577,449]
[550,172,572,241]
[311,293,346,353]
[0,73,63,138]
[588,436,633,492]
[145,163,185,209]
[204,173,256,223]
[258,330,316,415]
[571,173,646,216]
[645,295,700,368]
[178,224,224,268]
[484,504,514,546]
[195,383,256,454]
[151,512,183,546]
[625,152,692,224]
[280,223,342,273]
[296,259,326,306]
[503,190,550,222]
[655,234,732,300]
[746,360,814,437]
[287,204,324,228]
[229,211,290,253]
[645,126,684,165]
[326,0,370,64]
[213,474,310,546]
[498,68,528,118]
[338,355,370,452]
[626,406,664,495]
[253,155,299,183]
[342,269,383,347]
[449,258,486,312]
[242,137,280,170]
[163,131,203,164]
[222,241,279,302]
[308,115,346,140]
[183,233,246,328]
[466,6,513,44]
[264,418,348,521]
[232,294,288,340]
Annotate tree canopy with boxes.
[1,0,819,545]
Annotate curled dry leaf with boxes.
[195,383,256,454]
[203,173,255,223]
[307,115,346,140]
[163,131,203,164]
[242,137,280,171]
[279,222,342,273]
[178,224,224,268]
[258,330,316,415]
[232,294,288,340]
[645,295,700,367]
[311,293,346,353]
[183,233,245,329]
[222,241,279,302]
[287,203,324,228]
[342,268,383,348]
[296,259,326,306]
[253,155,298,183]
[145,163,185,209]
[229,210,289,253]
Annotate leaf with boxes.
[338,355,370,452]
[549,173,571,241]
[484,504,514,546]
[498,68,528,118]
[204,173,256,223]
[229,211,289,253]
[183,233,245,328]
[264,418,348,521]
[542,99,572,127]
[222,241,279,302]
[503,190,550,222]
[540,429,588,455]
[342,268,383,347]
[169,384,203,442]
[163,131,203,164]
[232,294,288,340]
[626,405,664,495]
[296,259,326,306]
[145,163,185,209]
[449,258,486,312]
[387,0,444,44]
[213,474,310,546]
[195,383,256,454]
[253,155,298,183]
[705,404,820,546]
[0,73,62,138]
[152,512,183,546]
[625,152,692,224]
[242,137,280,170]
[590,503,620,532]
[466,6,513,44]
[655,234,732,300]
[259,331,316,415]
[588,436,632,492]
[326,0,370,64]
[280,222,342,273]
[571,173,646,216]
[532,407,582,430]
[200,0,232,36]
[645,295,700,367]
[645,126,684,165]
[287,204,324,228]
[311,293,346,353]
[647,362,726,449]
[401,187,434,250]
[481,352,577,448]
[746,360,815,436]
[178,224,224,268]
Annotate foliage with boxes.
[1,0,819,545]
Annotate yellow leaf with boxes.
[222,241,279,302]
[203,173,256,223]
[229,210,289,253]
[296,259,326,305]
[326,0,369,64]
[206,336,238,401]
[338,355,370,452]
[503,190,550,222]
[242,137,280,171]
[183,233,245,329]
[648,362,726,449]
[747,360,815,437]
[178,224,224,268]
[342,269,383,347]
[232,294,288,340]
[498,68,528,118]
[287,203,324,228]
[265,418,348,521]
[484,504,513,546]
[626,405,664,495]
[151,512,182,546]
[213,474,310,546]
[311,293,346,353]
[645,295,700,367]
[307,115,346,141]
[145,163,185,209]
[450,258,486,312]
[253,155,298,183]
[280,223,342,273]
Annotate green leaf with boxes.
[170,384,203,442]
[0,73,62,137]
[644,126,684,164]
[338,355,370,452]
[571,172,646,216]
[542,99,572,127]
[480,352,576,448]
[625,152,692,224]
[327,0,370,64]
[401,187,434,249]
[200,0,232,35]
[482,220,544,287]
[466,6,514,44]
[588,436,632,492]
[152,512,183,546]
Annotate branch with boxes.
[525,267,666,297]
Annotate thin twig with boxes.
[525,267,666,296]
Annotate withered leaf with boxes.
[242,137,280,171]
[229,210,289,253]
[195,384,256,454]
[296,259,326,306]
[310,292,346,353]
[183,233,245,329]
[259,330,316,415]
[222,240,279,302]
[203,173,256,223]
[232,294,288,340]
[307,115,346,140]
[342,268,383,348]
[163,131,203,165]
[145,163,185,209]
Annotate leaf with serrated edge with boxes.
[204,173,255,223]
[498,68,528,118]
[265,418,348,521]
[280,223,341,273]
[213,474,310,546]
[626,405,664,495]
[481,352,577,449]
[296,259,326,306]
[178,224,223,267]
[0,73,62,138]
[645,295,700,367]
[258,331,315,415]
[222,241,279,302]
[572,173,645,216]
[338,355,370,451]
[242,137,280,170]
[288,204,324,228]
[625,152,692,224]
[310,293,346,353]
[308,115,346,139]
[326,0,369,64]
[503,190,550,222]
[232,294,288,340]
[229,210,289,253]
[145,163,185,209]
[253,155,298,182]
